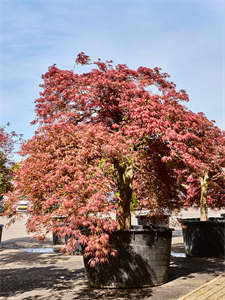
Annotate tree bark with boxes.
[199,170,210,221]
[114,162,133,230]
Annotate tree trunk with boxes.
[199,170,210,221]
[114,162,133,230]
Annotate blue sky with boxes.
[0,0,224,162]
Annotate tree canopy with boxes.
[179,113,225,220]
[4,53,225,265]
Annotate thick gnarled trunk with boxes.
[199,170,210,221]
[114,162,133,230]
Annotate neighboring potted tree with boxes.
[136,209,171,227]
[4,54,221,287]
[178,115,225,257]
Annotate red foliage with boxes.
[4,53,225,265]
[178,114,225,209]
[75,52,91,65]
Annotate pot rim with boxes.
[114,225,174,233]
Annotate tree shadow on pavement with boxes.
[168,243,225,282]
[0,236,53,249]
[20,281,154,300]
[0,265,154,300]
[1,242,224,300]
[0,265,85,298]
[0,248,78,267]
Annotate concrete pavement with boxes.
[0,208,225,299]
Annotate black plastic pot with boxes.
[182,218,225,257]
[52,217,66,245]
[53,231,65,245]
[83,225,174,288]
[0,224,3,244]
[137,215,170,227]
[52,216,83,254]
[65,234,83,255]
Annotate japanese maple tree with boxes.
[177,113,225,221]
[4,53,224,265]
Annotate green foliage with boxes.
[130,192,139,212]
[0,151,13,198]
[12,162,21,171]
[122,173,125,184]
[98,158,106,169]
[115,191,139,211]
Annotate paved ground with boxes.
[0,208,225,300]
